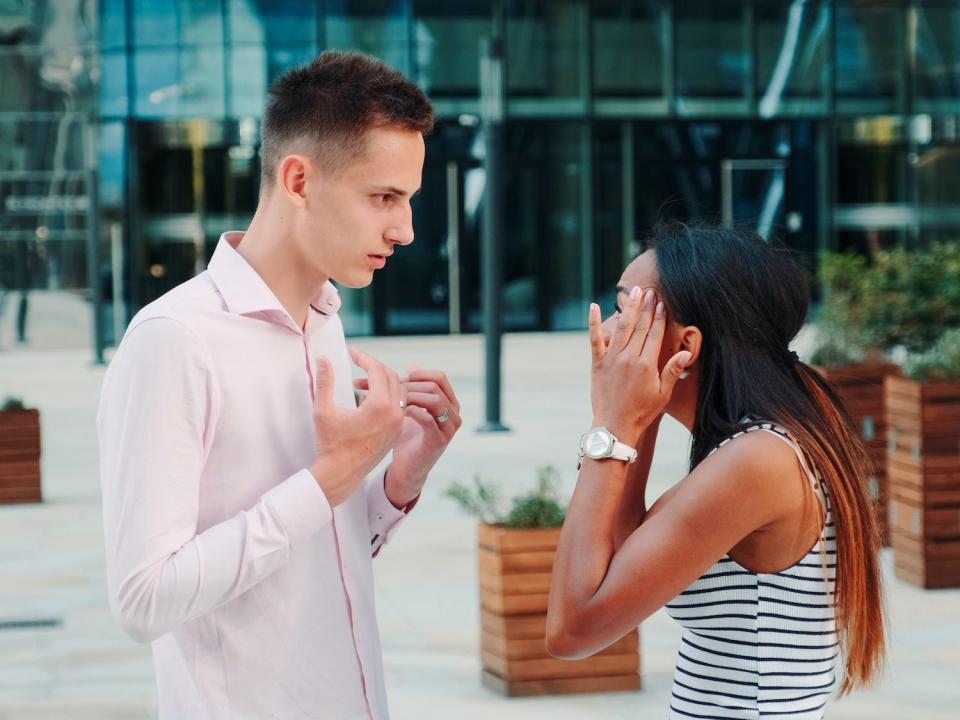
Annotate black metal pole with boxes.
[478,35,509,433]
[85,122,105,365]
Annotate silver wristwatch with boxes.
[578,427,638,466]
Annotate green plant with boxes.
[861,243,960,353]
[812,252,877,367]
[813,243,960,366]
[903,328,960,382]
[1,396,26,411]
[444,465,566,529]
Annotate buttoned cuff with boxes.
[262,469,334,546]
[366,468,417,557]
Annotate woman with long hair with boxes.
[546,222,885,719]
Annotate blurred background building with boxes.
[2,0,960,353]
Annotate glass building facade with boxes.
[3,1,960,349]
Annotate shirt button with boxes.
[377,514,383,521]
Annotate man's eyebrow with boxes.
[371,186,421,198]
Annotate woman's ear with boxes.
[680,326,703,368]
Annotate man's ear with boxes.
[680,326,703,367]
[277,154,310,207]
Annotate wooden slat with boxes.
[478,549,555,575]
[478,524,561,553]
[482,670,641,697]
[480,588,550,615]
[481,610,547,639]
[481,629,638,661]
[482,651,639,682]
[480,571,553,596]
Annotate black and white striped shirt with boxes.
[666,423,838,720]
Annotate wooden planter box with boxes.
[477,524,641,697]
[822,363,901,546]
[885,376,960,589]
[0,408,42,504]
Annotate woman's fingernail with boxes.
[656,301,665,315]
[630,286,642,300]
[645,290,656,304]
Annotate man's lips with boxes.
[367,254,390,269]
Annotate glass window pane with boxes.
[100,50,129,117]
[180,0,224,45]
[101,0,128,50]
[592,0,662,98]
[324,3,414,76]
[914,3,960,111]
[228,0,317,45]
[267,45,317,84]
[756,0,830,116]
[507,0,582,98]
[676,1,748,99]
[229,45,267,116]
[412,1,490,96]
[133,0,223,47]
[835,2,902,112]
[134,47,225,118]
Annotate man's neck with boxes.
[236,209,328,330]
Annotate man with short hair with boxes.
[98,51,462,719]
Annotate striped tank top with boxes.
[665,422,838,720]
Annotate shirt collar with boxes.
[207,231,342,318]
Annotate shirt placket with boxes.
[302,317,378,720]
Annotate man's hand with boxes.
[355,368,462,509]
[309,348,405,506]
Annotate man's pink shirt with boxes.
[98,232,408,719]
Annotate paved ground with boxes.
[1,329,958,719]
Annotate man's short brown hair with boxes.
[260,51,434,185]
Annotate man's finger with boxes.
[314,357,336,410]
[588,303,606,361]
[349,347,392,401]
[405,370,460,414]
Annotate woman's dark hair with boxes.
[648,221,884,695]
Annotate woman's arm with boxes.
[547,429,795,659]
[612,415,662,550]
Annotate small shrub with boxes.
[903,328,960,382]
[1,396,26,412]
[444,465,566,529]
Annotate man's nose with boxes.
[385,205,415,246]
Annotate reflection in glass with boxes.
[835,2,901,111]
[676,1,747,99]
[228,0,317,45]
[133,0,223,47]
[134,47,225,118]
[592,0,661,98]
[916,138,960,245]
[507,0,581,98]
[413,1,489,96]
[756,0,830,116]
[914,3,960,110]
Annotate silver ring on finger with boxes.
[435,408,450,424]
[399,399,407,410]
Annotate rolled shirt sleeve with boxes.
[98,317,333,643]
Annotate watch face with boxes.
[585,429,614,459]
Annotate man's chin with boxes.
[330,270,375,289]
